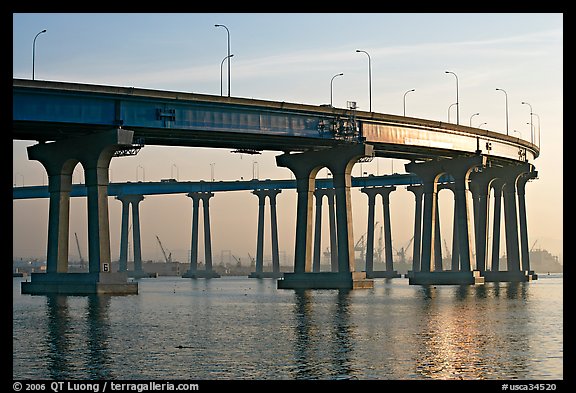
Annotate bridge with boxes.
[13,78,540,294]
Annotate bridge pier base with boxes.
[408,270,484,285]
[183,192,220,279]
[21,272,138,295]
[21,128,138,295]
[278,272,373,289]
[360,186,401,279]
[248,189,283,279]
[405,155,486,286]
[275,144,375,290]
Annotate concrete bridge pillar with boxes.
[405,155,486,285]
[406,185,423,274]
[490,179,505,272]
[482,163,538,282]
[21,128,138,295]
[501,163,534,274]
[360,186,401,278]
[249,189,283,278]
[276,144,374,289]
[517,169,538,272]
[469,166,501,273]
[115,194,145,277]
[312,188,337,272]
[183,192,220,279]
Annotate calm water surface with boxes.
[12,274,563,380]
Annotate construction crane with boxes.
[74,232,86,268]
[247,253,256,268]
[394,236,414,265]
[155,235,172,263]
[231,254,242,267]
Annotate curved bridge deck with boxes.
[13,79,538,164]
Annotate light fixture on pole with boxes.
[469,112,480,127]
[495,88,509,135]
[220,54,234,96]
[521,101,534,144]
[330,72,343,107]
[215,24,231,97]
[403,89,415,116]
[445,71,459,125]
[32,29,47,80]
[532,113,541,148]
[448,103,457,123]
[356,50,372,112]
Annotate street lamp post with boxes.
[495,88,509,135]
[220,54,234,96]
[32,29,47,80]
[356,50,372,112]
[469,112,480,127]
[403,89,415,116]
[330,72,343,107]
[532,113,541,147]
[215,24,231,97]
[521,101,534,144]
[448,103,457,123]
[445,71,459,125]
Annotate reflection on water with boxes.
[414,283,535,379]
[13,276,563,380]
[292,289,356,379]
[45,295,113,380]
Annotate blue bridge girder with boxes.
[12,174,456,200]
[13,79,538,163]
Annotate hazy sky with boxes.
[12,13,563,265]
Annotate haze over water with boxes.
[13,274,562,380]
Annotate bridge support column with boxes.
[517,169,538,273]
[490,179,504,272]
[360,186,401,278]
[21,128,138,295]
[183,192,220,279]
[405,185,423,277]
[115,194,147,278]
[469,166,502,274]
[436,182,458,271]
[405,156,486,285]
[276,144,374,289]
[482,163,538,282]
[249,189,283,278]
[312,188,338,272]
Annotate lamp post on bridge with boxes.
[220,54,234,97]
[330,72,343,107]
[521,101,534,144]
[532,113,541,148]
[448,103,457,123]
[445,71,459,125]
[32,29,47,80]
[469,112,480,127]
[496,88,509,135]
[403,89,415,116]
[215,24,231,97]
[356,49,372,112]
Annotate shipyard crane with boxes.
[155,235,172,263]
[394,236,414,265]
[74,232,86,269]
[231,254,242,267]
